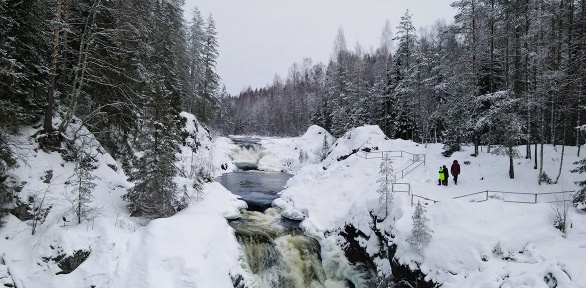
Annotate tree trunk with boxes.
[554,127,566,184]
[474,132,479,156]
[59,0,100,134]
[525,0,531,160]
[78,174,82,224]
[508,144,515,179]
[44,0,63,133]
[539,141,544,185]
[534,142,538,169]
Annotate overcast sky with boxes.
[183,1,457,95]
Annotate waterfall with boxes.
[231,209,353,288]
[230,140,266,171]
[224,137,368,287]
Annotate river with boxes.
[216,137,363,288]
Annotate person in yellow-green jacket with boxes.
[438,166,445,185]
[442,164,450,186]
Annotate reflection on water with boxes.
[216,171,293,212]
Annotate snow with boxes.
[0,114,248,288]
[273,125,586,287]
[2,119,586,287]
[257,125,335,172]
[109,200,243,288]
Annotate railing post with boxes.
[486,190,488,201]
[411,194,414,206]
[534,194,538,204]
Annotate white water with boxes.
[227,138,368,287]
[230,209,355,288]
[231,144,267,165]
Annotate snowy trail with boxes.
[405,144,580,204]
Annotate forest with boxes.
[2,0,586,219]
[0,0,225,218]
[226,0,586,180]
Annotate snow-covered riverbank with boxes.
[1,121,585,287]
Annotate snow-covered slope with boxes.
[2,121,586,288]
[0,113,247,288]
[274,125,586,287]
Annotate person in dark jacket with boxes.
[442,165,449,186]
[451,160,461,185]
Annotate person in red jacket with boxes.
[451,160,461,185]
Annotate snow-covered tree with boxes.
[475,91,525,179]
[67,138,97,224]
[406,201,432,251]
[199,14,220,123]
[377,153,395,218]
[123,81,181,219]
[185,6,206,114]
[316,134,330,161]
[571,158,586,211]
[298,149,309,163]
[387,10,419,140]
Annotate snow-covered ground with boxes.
[274,125,586,288]
[1,120,585,287]
[0,114,248,288]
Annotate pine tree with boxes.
[376,153,395,218]
[571,158,586,210]
[186,6,206,114]
[0,0,51,127]
[67,138,97,224]
[389,10,419,140]
[0,131,16,211]
[406,201,432,251]
[200,14,220,123]
[316,134,330,161]
[123,81,181,219]
[475,91,524,178]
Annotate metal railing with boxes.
[410,190,576,206]
[356,150,404,159]
[411,194,439,206]
[395,160,425,180]
[392,182,411,195]
[356,150,426,180]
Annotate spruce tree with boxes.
[67,139,97,224]
[317,134,330,161]
[123,82,181,219]
[406,201,432,251]
[390,10,419,140]
[200,14,220,123]
[186,6,206,114]
[571,158,586,210]
[376,153,395,218]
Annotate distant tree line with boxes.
[0,1,224,219]
[225,1,586,180]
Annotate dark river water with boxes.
[215,137,366,287]
[216,171,292,211]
